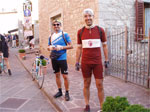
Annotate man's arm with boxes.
[102,43,108,61]
[54,42,73,51]
[76,45,82,63]
[62,42,73,50]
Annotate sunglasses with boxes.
[53,24,60,26]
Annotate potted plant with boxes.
[18,49,26,59]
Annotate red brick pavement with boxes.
[20,53,150,112]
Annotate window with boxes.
[135,0,150,40]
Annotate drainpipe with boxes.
[125,26,128,82]
[147,28,150,88]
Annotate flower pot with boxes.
[19,53,26,60]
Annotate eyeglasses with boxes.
[53,24,60,26]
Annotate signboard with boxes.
[23,0,33,38]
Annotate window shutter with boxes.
[135,0,144,41]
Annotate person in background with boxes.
[12,34,16,48]
[0,34,12,75]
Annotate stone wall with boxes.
[98,0,136,29]
[39,0,99,65]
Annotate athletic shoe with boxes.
[84,105,90,112]
[8,69,12,76]
[54,91,62,98]
[65,92,70,101]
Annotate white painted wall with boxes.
[98,0,136,29]
[0,0,39,34]
[0,13,18,34]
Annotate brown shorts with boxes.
[81,63,103,79]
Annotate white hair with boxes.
[83,8,94,16]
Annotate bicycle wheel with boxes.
[31,62,36,81]
[37,66,44,89]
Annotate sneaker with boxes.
[84,105,90,112]
[65,92,70,101]
[8,69,12,76]
[54,91,62,98]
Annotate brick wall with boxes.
[39,0,99,65]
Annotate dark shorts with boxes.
[51,60,68,74]
[1,51,9,58]
[28,36,34,42]
[3,52,9,58]
[81,63,103,79]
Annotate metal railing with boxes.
[106,26,150,88]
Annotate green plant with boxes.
[102,96,130,112]
[123,104,150,112]
[42,59,47,66]
[18,49,26,53]
[37,59,47,66]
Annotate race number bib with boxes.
[82,39,101,48]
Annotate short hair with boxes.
[40,55,45,60]
[83,8,94,16]
[52,19,61,24]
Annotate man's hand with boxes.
[75,62,80,71]
[104,61,109,68]
[55,45,63,51]
[47,45,55,51]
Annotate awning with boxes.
[8,28,18,33]
[143,0,150,3]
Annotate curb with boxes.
[16,55,63,112]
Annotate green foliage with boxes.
[41,59,47,66]
[102,96,150,112]
[102,96,130,112]
[37,59,47,66]
[18,49,26,53]
[123,105,150,112]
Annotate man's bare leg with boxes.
[62,74,69,91]
[4,58,11,75]
[55,72,61,89]
[54,72,63,98]
[95,79,104,109]
[83,78,91,105]
[63,74,70,101]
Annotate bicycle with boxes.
[0,53,7,75]
[31,54,49,89]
